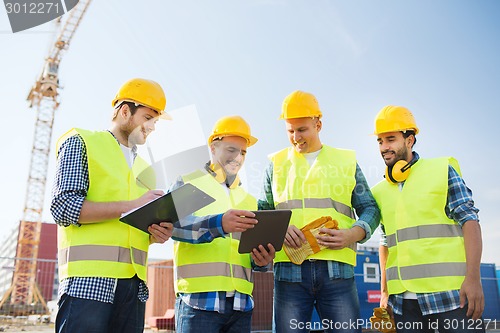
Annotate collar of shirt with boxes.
[106,130,137,156]
[410,151,420,164]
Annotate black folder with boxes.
[119,183,215,234]
[237,210,292,254]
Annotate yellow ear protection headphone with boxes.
[208,162,240,189]
[385,159,417,184]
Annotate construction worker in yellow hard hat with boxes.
[371,105,485,332]
[171,115,275,333]
[51,78,174,333]
[259,90,380,333]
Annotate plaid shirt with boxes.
[51,133,227,304]
[258,157,381,282]
[379,152,480,315]
[170,173,268,313]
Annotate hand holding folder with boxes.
[119,183,215,234]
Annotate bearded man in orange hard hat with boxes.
[258,91,380,333]
[371,105,485,332]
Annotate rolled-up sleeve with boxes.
[169,177,225,244]
[351,164,381,243]
[446,165,479,226]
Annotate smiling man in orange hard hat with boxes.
[171,115,275,333]
[371,105,485,332]
[51,78,174,333]
[258,91,380,333]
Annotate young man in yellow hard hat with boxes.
[51,78,174,333]
[171,115,275,333]
[371,105,485,332]
[258,91,380,333]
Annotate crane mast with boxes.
[0,0,91,314]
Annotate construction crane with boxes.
[0,0,91,315]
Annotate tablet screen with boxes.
[237,210,292,254]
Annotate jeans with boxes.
[274,260,361,333]
[56,276,146,333]
[394,299,486,333]
[175,296,253,333]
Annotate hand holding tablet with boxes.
[237,210,292,254]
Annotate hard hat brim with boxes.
[373,128,419,136]
[208,133,258,147]
[159,112,172,120]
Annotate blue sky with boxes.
[1,0,499,263]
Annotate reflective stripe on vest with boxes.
[276,198,355,219]
[57,129,151,281]
[58,245,148,267]
[270,146,357,264]
[387,262,467,281]
[176,262,252,282]
[174,171,256,296]
[386,224,463,248]
[372,157,466,294]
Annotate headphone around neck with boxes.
[385,159,417,184]
[208,162,240,189]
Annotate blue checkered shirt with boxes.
[258,159,381,282]
[379,152,479,315]
[170,174,268,313]
[51,133,228,304]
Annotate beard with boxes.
[382,145,409,167]
[124,119,148,146]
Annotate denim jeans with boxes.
[56,276,146,333]
[394,299,486,333]
[175,296,253,333]
[274,260,361,333]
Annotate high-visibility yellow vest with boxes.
[57,128,153,282]
[372,157,466,294]
[270,146,357,265]
[174,170,257,296]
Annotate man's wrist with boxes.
[350,225,366,242]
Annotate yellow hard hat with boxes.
[111,78,167,115]
[374,105,419,135]
[280,90,322,119]
[208,115,258,147]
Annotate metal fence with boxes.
[0,256,58,316]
